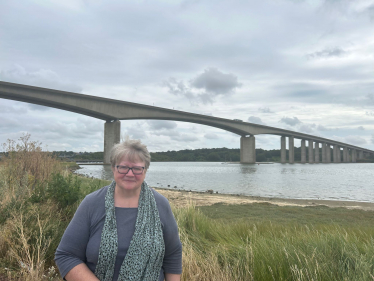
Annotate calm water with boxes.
[76,162,374,202]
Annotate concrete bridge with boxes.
[1,81,373,163]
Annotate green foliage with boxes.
[46,173,82,209]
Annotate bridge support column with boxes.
[104,120,121,164]
[326,144,331,163]
[240,136,256,164]
[322,143,326,163]
[352,149,357,163]
[314,142,319,163]
[289,136,294,164]
[358,150,364,160]
[343,147,348,163]
[308,140,314,164]
[301,139,306,163]
[281,136,286,164]
[333,145,339,163]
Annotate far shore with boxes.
[153,187,374,211]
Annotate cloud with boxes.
[190,68,242,95]
[280,116,301,126]
[164,68,241,105]
[147,120,178,130]
[357,126,365,130]
[248,116,265,125]
[204,133,218,139]
[372,133,374,144]
[298,123,316,134]
[0,64,82,92]
[344,135,367,145]
[306,47,346,59]
[28,104,50,111]
[258,107,273,113]
[170,134,198,142]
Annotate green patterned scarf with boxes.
[95,180,165,281]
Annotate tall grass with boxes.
[1,135,373,280]
[175,204,374,281]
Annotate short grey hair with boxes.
[110,139,151,170]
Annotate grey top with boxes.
[55,185,182,281]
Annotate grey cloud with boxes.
[372,133,374,144]
[306,47,346,59]
[258,107,273,113]
[170,134,198,142]
[345,135,367,146]
[248,116,265,125]
[298,123,316,134]
[164,68,241,105]
[0,64,82,92]
[152,130,180,137]
[317,124,338,131]
[147,120,178,130]
[28,104,50,111]
[280,117,301,126]
[366,111,374,116]
[190,68,242,95]
[366,94,374,105]
[125,126,147,139]
[317,124,328,131]
[357,126,365,130]
[204,133,218,139]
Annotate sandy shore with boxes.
[153,187,374,211]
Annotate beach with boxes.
[153,187,374,211]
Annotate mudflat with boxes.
[153,187,374,211]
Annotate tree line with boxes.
[51,147,374,163]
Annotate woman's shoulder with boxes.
[82,184,110,205]
[150,187,170,206]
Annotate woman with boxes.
[55,139,182,281]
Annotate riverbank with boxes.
[153,187,374,211]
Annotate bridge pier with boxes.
[301,140,306,163]
[281,136,286,164]
[104,120,121,164]
[322,143,326,163]
[240,135,256,163]
[289,136,294,164]
[343,147,348,163]
[352,149,357,163]
[333,145,338,163]
[314,142,320,163]
[326,144,331,163]
[308,140,314,163]
[358,150,364,160]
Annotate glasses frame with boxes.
[116,165,145,175]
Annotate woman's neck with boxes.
[114,186,141,208]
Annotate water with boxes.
[76,162,374,202]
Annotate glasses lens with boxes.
[132,167,143,174]
[117,166,130,174]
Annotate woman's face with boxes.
[112,156,147,193]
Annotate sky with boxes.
[1,0,374,153]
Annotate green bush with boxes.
[46,173,82,209]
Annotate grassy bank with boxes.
[0,135,373,280]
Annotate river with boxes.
[76,162,374,203]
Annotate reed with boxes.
[175,204,374,281]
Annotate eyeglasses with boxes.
[116,165,145,175]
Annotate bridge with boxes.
[0,81,373,164]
